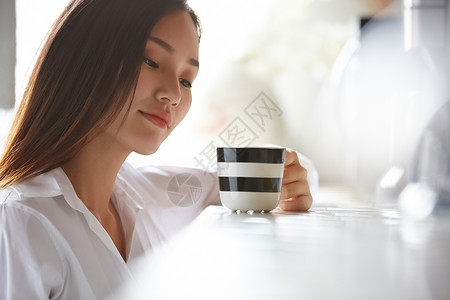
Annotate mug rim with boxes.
[217,147,286,164]
[216,146,286,150]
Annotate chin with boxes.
[131,134,168,155]
[131,140,162,155]
[135,146,159,156]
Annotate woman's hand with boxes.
[278,150,313,211]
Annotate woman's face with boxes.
[106,10,199,155]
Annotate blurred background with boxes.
[1,0,449,212]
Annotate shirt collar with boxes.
[11,168,65,198]
[11,167,91,215]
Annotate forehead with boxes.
[148,10,199,58]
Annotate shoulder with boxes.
[1,193,67,299]
[0,176,68,247]
[0,187,17,204]
[1,186,60,236]
[1,182,68,262]
[0,186,35,212]
[0,189,67,269]
[1,195,53,237]
[1,168,65,205]
[0,177,61,221]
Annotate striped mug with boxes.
[217,146,286,212]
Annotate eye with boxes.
[143,57,159,68]
[179,78,192,88]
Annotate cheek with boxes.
[133,71,151,99]
[168,95,191,134]
[177,95,192,122]
[105,98,133,136]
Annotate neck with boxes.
[61,133,130,217]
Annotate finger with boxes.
[282,163,308,186]
[278,195,313,211]
[280,180,311,201]
[284,149,299,168]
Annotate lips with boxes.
[139,110,172,129]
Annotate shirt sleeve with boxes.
[117,163,221,244]
[297,152,319,196]
[134,163,221,208]
[0,203,66,300]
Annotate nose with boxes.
[155,73,181,106]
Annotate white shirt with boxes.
[0,163,221,299]
[0,157,318,299]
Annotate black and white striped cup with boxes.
[217,146,286,212]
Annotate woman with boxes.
[0,0,314,298]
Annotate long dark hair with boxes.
[0,0,200,188]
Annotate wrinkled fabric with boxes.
[0,162,220,299]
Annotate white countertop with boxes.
[122,190,450,300]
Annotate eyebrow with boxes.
[148,36,199,68]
